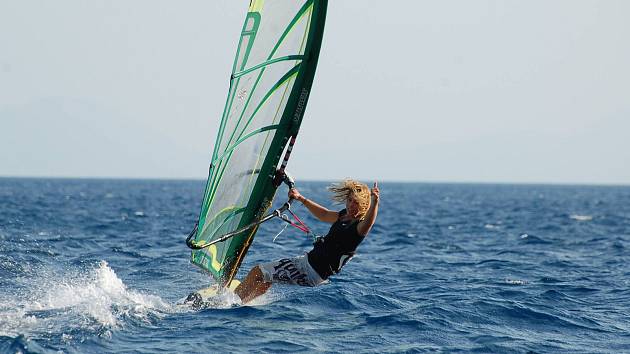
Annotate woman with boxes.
[235,179,380,304]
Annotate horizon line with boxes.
[1,174,628,188]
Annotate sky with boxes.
[1,0,629,184]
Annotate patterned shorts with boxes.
[258,254,326,287]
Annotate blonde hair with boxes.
[328,179,371,219]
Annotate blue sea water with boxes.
[1,178,630,353]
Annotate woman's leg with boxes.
[234,265,271,304]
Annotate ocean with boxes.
[1,178,629,353]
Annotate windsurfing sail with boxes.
[187,0,327,287]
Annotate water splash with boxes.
[0,261,169,338]
[178,283,282,310]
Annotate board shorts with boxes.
[258,254,327,287]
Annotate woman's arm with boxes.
[357,182,379,236]
[289,188,338,223]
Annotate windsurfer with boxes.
[234,179,380,304]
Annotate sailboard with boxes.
[186,0,328,289]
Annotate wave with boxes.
[570,214,593,221]
[518,233,551,244]
[475,300,607,333]
[0,335,48,354]
[363,312,426,329]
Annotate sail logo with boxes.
[293,88,309,122]
[237,89,247,100]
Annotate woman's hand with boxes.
[371,182,380,204]
[288,188,305,202]
[357,182,380,236]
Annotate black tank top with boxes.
[307,209,366,279]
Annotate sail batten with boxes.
[190,0,327,287]
[233,55,305,79]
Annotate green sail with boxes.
[190,0,327,287]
